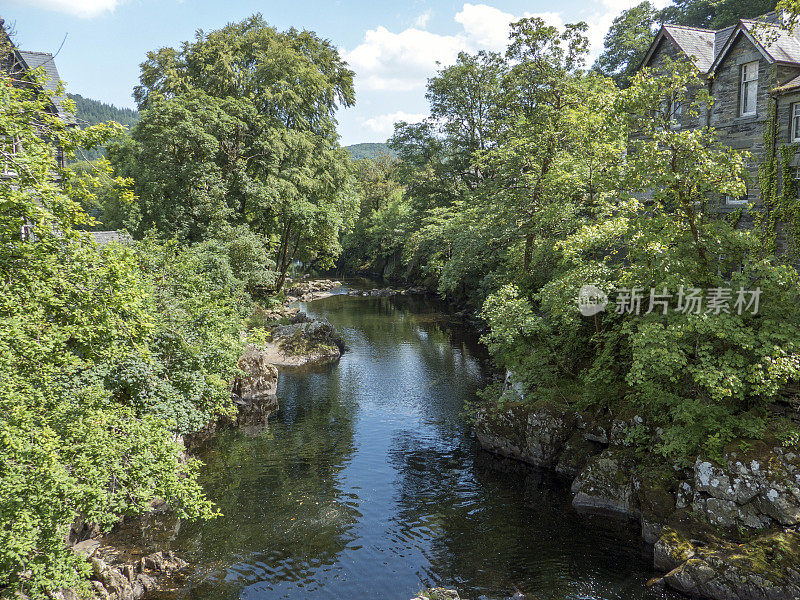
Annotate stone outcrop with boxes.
[474,403,577,469]
[235,345,279,400]
[653,526,800,600]
[692,446,800,530]
[55,541,188,600]
[571,448,638,516]
[474,383,800,600]
[284,278,342,303]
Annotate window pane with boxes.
[746,81,757,112]
[795,104,800,140]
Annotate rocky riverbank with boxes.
[474,373,800,600]
[58,280,349,600]
[283,278,343,303]
[347,285,430,297]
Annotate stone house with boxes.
[1,18,73,240]
[640,12,800,249]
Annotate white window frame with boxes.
[1,136,21,176]
[659,95,683,129]
[725,187,749,205]
[670,98,683,129]
[792,103,800,142]
[740,61,759,117]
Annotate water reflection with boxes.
[141,291,679,600]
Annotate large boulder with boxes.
[235,345,279,400]
[475,403,576,469]
[692,445,800,530]
[261,316,346,367]
[571,448,638,517]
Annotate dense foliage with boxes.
[339,18,800,465]
[0,46,257,597]
[109,15,358,291]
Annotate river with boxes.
[136,287,681,600]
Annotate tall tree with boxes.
[115,15,357,291]
[658,0,777,29]
[594,2,659,88]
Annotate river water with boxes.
[139,288,682,600]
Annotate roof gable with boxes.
[13,49,73,123]
[640,25,716,74]
[709,19,800,75]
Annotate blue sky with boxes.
[3,0,666,145]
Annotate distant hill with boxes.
[345,142,396,160]
[67,93,139,161]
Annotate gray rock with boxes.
[235,345,279,400]
[571,448,638,517]
[90,581,110,600]
[692,448,800,530]
[555,431,602,479]
[475,404,575,468]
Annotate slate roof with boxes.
[642,12,800,78]
[15,50,73,123]
[740,19,800,64]
[662,24,716,72]
[773,73,800,93]
[714,25,737,57]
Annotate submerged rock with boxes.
[410,589,462,600]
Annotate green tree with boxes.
[658,0,777,29]
[115,14,357,291]
[483,61,800,462]
[594,2,659,88]
[0,55,220,597]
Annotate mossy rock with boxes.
[656,522,800,600]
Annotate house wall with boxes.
[646,36,706,131]
[708,33,775,212]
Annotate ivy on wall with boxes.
[757,99,799,257]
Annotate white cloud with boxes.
[16,0,122,18]
[362,111,426,136]
[345,25,465,91]
[345,3,522,93]
[454,3,515,50]
[344,3,580,94]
